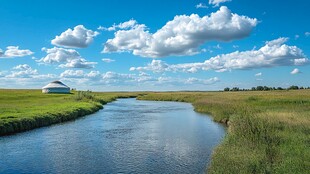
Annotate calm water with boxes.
[0,98,225,174]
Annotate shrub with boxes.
[74,90,96,101]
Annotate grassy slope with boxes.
[137,90,310,174]
[0,89,139,136]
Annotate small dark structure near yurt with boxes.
[42,81,70,94]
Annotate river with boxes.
[0,98,225,174]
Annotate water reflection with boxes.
[0,98,225,174]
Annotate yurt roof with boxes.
[42,81,70,89]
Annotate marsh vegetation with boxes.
[138,90,310,173]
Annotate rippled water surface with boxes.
[0,98,225,174]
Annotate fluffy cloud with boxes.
[196,3,208,9]
[101,71,154,85]
[1,64,221,89]
[130,38,308,73]
[58,59,97,69]
[13,64,32,70]
[0,66,57,88]
[60,70,153,85]
[290,68,300,75]
[7,64,58,80]
[130,59,204,73]
[60,70,137,84]
[209,0,231,7]
[103,6,257,58]
[60,70,84,78]
[86,71,101,79]
[102,58,115,63]
[103,23,149,54]
[6,64,38,78]
[60,70,101,79]
[51,25,99,48]
[130,60,170,73]
[305,32,310,37]
[0,46,33,58]
[137,72,153,82]
[38,47,97,69]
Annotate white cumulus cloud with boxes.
[130,38,308,73]
[59,59,97,69]
[6,64,38,78]
[38,47,97,69]
[85,71,101,79]
[209,0,231,7]
[101,71,157,84]
[60,70,102,81]
[0,46,33,58]
[60,70,84,78]
[51,25,99,48]
[0,65,58,88]
[290,68,300,75]
[130,60,170,73]
[13,64,32,70]
[103,6,257,58]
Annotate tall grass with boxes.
[138,90,310,173]
[74,90,96,101]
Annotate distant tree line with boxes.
[223,85,310,92]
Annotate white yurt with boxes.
[42,81,70,94]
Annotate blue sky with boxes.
[0,0,309,91]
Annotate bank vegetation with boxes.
[137,90,310,173]
[1,89,309,173]
[0,89,139,136]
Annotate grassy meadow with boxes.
[137,90,310,174]
[1,89,309,173]
[0,89,139,136]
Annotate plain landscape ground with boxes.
[0,89,309,173]
[0,89,139,136]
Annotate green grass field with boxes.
[0,89,139,136]
[1,89,309,173]
[137,90,310,174]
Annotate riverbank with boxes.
[0,89,139,136]
[1,89,309,173]
[0,97,225,174]
[137,90,310,173]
